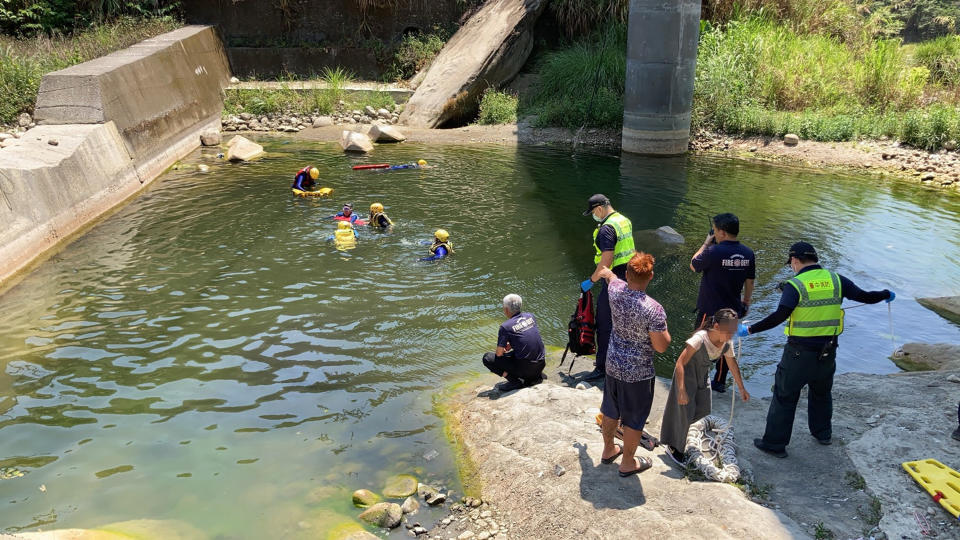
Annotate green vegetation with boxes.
[0,0,180,36]
[520,25,625,129]
[222,70,396,118]
[857,495,883,534]
[914,35,960,85]
[814,522,835,540]
[384,28,449,82]
[0,16,180,124]
[845,470,866,490]
[476,89,518,125]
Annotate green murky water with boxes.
[1,138,959,537]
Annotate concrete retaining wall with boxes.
[0,25,231,290]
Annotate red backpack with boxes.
[560,290,596,372]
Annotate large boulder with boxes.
[382,474,418,498]
[340,130,374,153]
[892,343,960,371]
[654,226,685,244]
[399,0,547,128]
[226,135,264,161]
[357,502,403,529]
[200,129,221,146]
[917,296,960,325]
[369,124,406,143]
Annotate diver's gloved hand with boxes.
[885,290,895,303]
[736,323,750,337]
[580,279,593,293]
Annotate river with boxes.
[1,139,958,537]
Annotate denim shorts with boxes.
[600,375,655,431]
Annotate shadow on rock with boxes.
[574,442,646,510]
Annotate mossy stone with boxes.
[357,502,403,529]
[351,488,380,508]
[382,474,418,498]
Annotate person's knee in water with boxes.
[481,294,546,392]
[368,202,393,228]
[420,229,453,261]
[660,308,750,466]
[292,166,319,191]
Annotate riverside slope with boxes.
[449,357,960,539]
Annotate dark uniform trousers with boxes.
[482,351,545,385]
[761,339,837,450]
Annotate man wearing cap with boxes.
[580,194,636,381]
[739,242,895,458]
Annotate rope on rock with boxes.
[684,336,742,483]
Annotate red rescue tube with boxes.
[352,164,389,170]
[334,216,368,226]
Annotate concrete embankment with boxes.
[0,25,230,291]
[447,354,960,539]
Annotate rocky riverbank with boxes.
[441,351,960,540]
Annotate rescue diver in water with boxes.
[292,166,319,191]
[420,229,453,261]
[369,202,393,228]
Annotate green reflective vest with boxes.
[784,268,844,337]
[593,212,635,267]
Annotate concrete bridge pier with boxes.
[622,0,701,155]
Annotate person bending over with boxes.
[292,166,319,191]
[482,294,546,392]
[420,229,453,261]
[660,308,750,466]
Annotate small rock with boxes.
[458,532,475,540]
[477,533,490,540]
[0,133,11,141]
[364,105,378,117]
[378,108,391,118]
[282,126,299,133]
[47,138,58,146]
[575,382,591,390]
[784,133,800,146]
[240,112,253,121]
[259,116,268,124]
[17,112,31,127]
[353,488,380,508]
[200,130,222,146]
[423,449,439,461]
[749,146,757,152]
[312,116,334,128]
[945,140,957,151]
[197,164,210,172]
[417,483,439,500]
[469,498,482,508]
[554,464,565,477]
[401,496,420,514]
[412,526,428,535]
[426,492,447,506]
[928,506,937,516]
[921,173,935,181]
[881,152,893,160]
[479,510,492,519]
[230,76,240,84]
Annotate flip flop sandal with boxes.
[639,431,660,451]
[600,444,623,464]
[618,457,653,477]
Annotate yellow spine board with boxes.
[292,187,333,198]
[902,459,960,518]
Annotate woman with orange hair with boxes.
[596,252,671,477]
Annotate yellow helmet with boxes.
[418,159,427,167]
[309,167,319,180]
[338,221,351,230]
[434,229,449,242]
[370,202,384,213]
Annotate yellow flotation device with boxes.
[292,187,333,198]
[334,221,357,251]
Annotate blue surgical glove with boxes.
[736,323,750,337]
[885,290,895,303]
[580,279,594,293]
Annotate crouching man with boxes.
[482,294,546,392]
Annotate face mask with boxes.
[592,212,602,222]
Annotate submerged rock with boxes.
[383,474,418,498]
[226,135,264,162]
[352,488,381,508]
[401,495,420,514]
[358,502,403,529]
[340,130,374,153]
[654,226,685,244]
[417,482,439,500]
[17,519,206,540]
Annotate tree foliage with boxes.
[0,0,180,36]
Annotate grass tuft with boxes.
[476,89,517,125]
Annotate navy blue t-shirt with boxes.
[498,312,546,363]
[692,240,756,316]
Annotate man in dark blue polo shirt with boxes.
[690,213,755,392]
[482,294,546,392]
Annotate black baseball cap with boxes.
[786,241,818,264]
[583,194,610,216]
